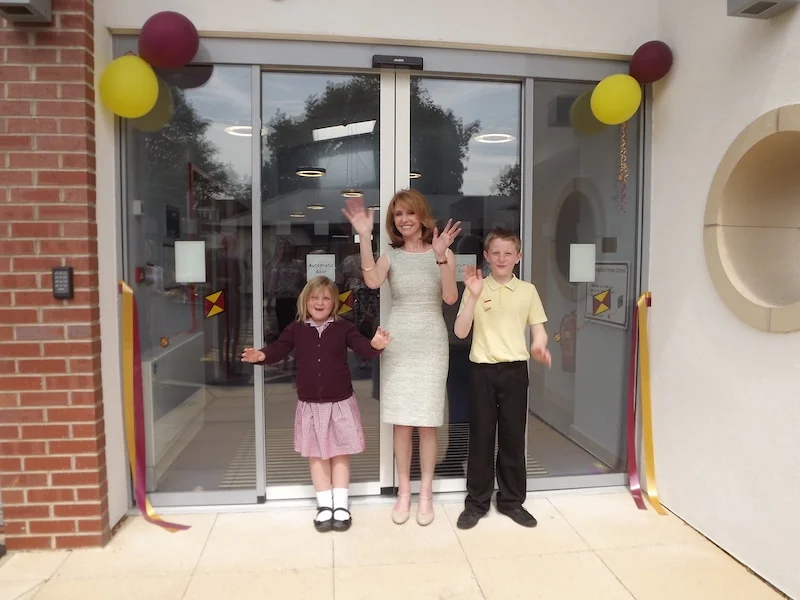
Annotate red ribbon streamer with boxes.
[121,282,191,532]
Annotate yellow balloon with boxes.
[570,91,608,136]
[132,78,174,132]
[99,55,159,119]
[590,74,642,125]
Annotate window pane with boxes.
[529,80,640,478]
[124,65,256,494]
[410,77,522,479]
[261,73,382,486]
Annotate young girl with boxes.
[241,276,392,532]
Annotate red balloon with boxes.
[629,41,673,84]
[155,65,214,90]
[138,11,199,69]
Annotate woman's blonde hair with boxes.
[385,189,437,248]
[295,276,340,322]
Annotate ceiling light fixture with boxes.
[368,205,379,211]
[306,203,325,210]
[473,133,516,144]
[289,212,305,218]
[224,125,268,137]
[341,189,364,198]
[410,170,422,179]
[312,120,377,142]
[295,167,326,177]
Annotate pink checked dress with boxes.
[294,319,366,458]
[258,317,381,459]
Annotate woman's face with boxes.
[306,288,335,323]
[392,202,422,240]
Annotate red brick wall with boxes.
[0,0,111,550]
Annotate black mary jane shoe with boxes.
[332,508,353,532]
[314,507,334,533]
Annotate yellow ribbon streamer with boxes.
[637,292,666,515]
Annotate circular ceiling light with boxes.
[341,189,364,198]
[289,212,305,218]
[224,125,268,137]
[473,133,516,144]
[296,167,326,177]
[410,170,422,179]
[368,205,379,211]
[306,203,325,210]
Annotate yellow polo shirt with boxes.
[458,275,547,364]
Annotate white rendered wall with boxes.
[96,0,800,595]
[103,0,656,58]
[653,2,800,597]
[95,0,131,528]
[94,0,658,492]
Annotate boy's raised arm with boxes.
[454,289,477,339]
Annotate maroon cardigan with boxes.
[257,319,382,403]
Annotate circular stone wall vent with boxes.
[704,105,800,333]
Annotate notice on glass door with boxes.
[306,253,337,282]
[583,261,630,329]
[455,254,476,282]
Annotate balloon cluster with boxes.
[99,12,213,131]
[571,40,673,136]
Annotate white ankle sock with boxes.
[332,487,349,521]
[316,490,333,522]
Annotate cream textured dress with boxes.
[381,247,448,427]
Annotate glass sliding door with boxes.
[527,79,640,486]
[123,65,259,504]
[260,72,384,497]
[402,76,524,490]
[123,60,640,507]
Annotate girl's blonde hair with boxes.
[295,276,340,322]
[385,189,437,248]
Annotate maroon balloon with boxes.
[138,11,199,69]
[629,40,673,84]
[155,64,214,90]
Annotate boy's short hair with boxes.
[484,228,522,253]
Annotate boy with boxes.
[453,228,551,529]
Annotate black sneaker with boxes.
[497,506,537,528]
[456,509,485,530]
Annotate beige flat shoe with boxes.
[416,495,434,526]
[392,494,411,525]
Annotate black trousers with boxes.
[465,361,529,513]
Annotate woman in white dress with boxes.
[341,190,460,525]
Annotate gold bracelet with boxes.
[361,264,376,272]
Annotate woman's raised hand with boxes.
[432,218,462,258]
[340,197,374,238]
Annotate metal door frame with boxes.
[112,35,639,506]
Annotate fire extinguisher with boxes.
[558,310,577,373]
